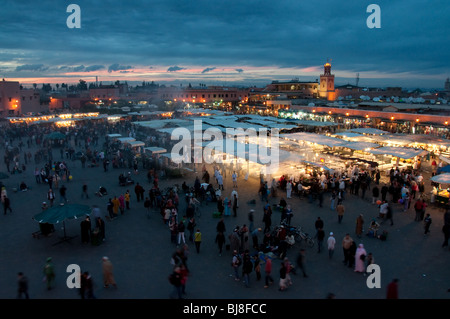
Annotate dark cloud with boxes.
[0,0,448,88]
[201,67,216,74]
[108,64,133,73]
[167,66,186,72]
[15,64,48,72]
[73,65,85,72]
[85,65,105,72]
[235,69,244,73]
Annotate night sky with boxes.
[1,0,449,88]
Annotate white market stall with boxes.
[430,173,450,205]
[366,146,428,172]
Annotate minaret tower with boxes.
[319,59,335,100]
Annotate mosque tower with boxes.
[319,59,336,100]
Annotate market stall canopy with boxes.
[280,132,348,148]
[301,160,334,172]
[144,147,167,154]
[125,140,145,148]
[348,128,389,135]
[45,131,66,140]
[116,137,136,143]
[438,165,450,173]
[439,155,450,164]
[342,141,381,151]
[106,133,122,138]
[366,146,428,159]
[33,203,91,224]
[431,173,450,185]
[201,139,292,164]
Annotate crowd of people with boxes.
[1,116,449,300]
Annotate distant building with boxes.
[0,79,41,117]
[158,85,249,105]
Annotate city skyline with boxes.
[1,0,449,89]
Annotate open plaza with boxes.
[0,107,450,300]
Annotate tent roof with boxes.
[124,140,145,147]
[33,203,91,224]
[348,128,389,135]
[144,147,167,154]
[431,173,450,184]
[366,146,428,159]
[280,132,348,148]
[116,137,136,143]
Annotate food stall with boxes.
[430,173,450,205]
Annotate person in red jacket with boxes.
[386,278,399,299]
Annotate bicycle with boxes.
[293,227,315,248]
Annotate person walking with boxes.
[81,183,89,199]
[17,272,29,299]
[355,214,364,238]
[316,228,325,253]
[80,216,91,244]
[102,256,117,288]
[3,195,12,215]
[95,216,106,242]
[215,231,226,256]
[372,185,379,204]
[242,252,253,288]
[124,190,131,210]
[177,218,186,246]
[82,271,96,299]
[134,183,144,202]
[232,193,238,217]
[414,198,424,222]
[342,233,354,267]
[253,255,261,281]
[337,202,345,224]
[187,217,196,243]
[279,261,287,291]
[263,255,274,288]
[327,232,336,259]
[118,194,125,215]
[424,213,432,236]
[354,243,367,273]
[59,184,68,203]
[194,228,202,253]
[106,198,115,220]
[231,250,242,281]
[169,266,183,299]
[232,171,238,188]
[248,209,255,232]
[111,196,120,218]
[47,188,55,207]
[283,257,293,287]
[314,217,324,238]
[262,205,272,234]
[144,197,151,218]
[385,204,394,226]
[43,257,55,290]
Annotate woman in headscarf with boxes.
[354,243,367,273]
